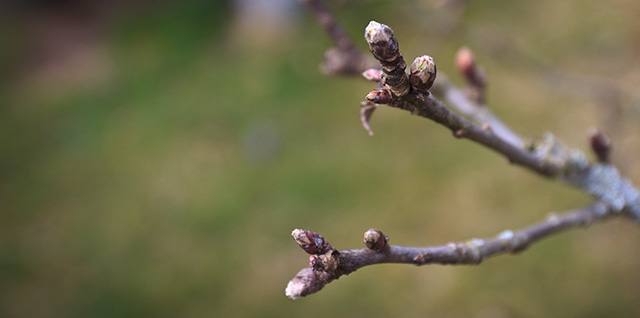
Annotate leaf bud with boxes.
[410,55,437,92]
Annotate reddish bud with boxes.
[291,229,331,255]
[589,130,612,163]
[455,46,476,77]
[366,88,392,104]
[362,68,383,82]
[309,255,320,269]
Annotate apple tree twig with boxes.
[288,1,640,300]
[286,202,610,299]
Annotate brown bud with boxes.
[291,229,331,255]
[364,21,399,61]
[410,55,437,92]
[363,228,388,252]
[589,130,612,163]
[366,88,392,104]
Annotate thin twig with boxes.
[286,202,611,299]
[300,0,377,74]
[289,0,640,300]
[432,75,524,148]
[362,21,640,219]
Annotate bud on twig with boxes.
[291,229,332,255]
[363,228,388,252]
[410,55,437,92]
[365,21,398,62]
[455,46,476,77]
[366,88,392,104]
[362,68,383,82]
[309,251,340,271]
[455,46,487,104]
[364,21,410,97]
[589,130,612,163]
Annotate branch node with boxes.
[413,254,426,265]
[285,267,330,300]
[465,239,486,263]
[453,129,467,138]
[310,250,341,271]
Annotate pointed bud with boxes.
[410,55,437,92]
[366,88,392,104]
[291,229,332,255]
[364,21,399,61]
[363,228,388,252]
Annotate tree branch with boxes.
[289,0,640,300]
[361,21,640,220]
[363,21,561,176]
[300,0,377,75]
[286,202,612,299]
[432,74,524,148]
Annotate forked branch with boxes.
[288,0,640,300]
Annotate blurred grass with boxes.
[1,0,640,317]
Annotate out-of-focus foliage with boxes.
[1,0,640,317]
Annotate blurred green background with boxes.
[1,0,640,317]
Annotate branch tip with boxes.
[285,268,326,299]
[453,129,466,138]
